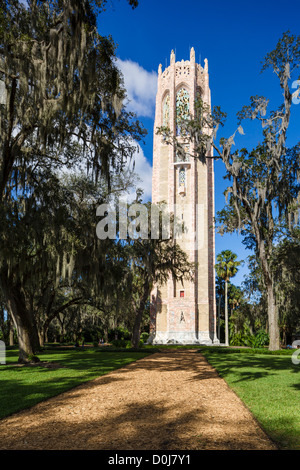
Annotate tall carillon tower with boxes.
[149,48,218,345]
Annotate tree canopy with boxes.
[0,0,149,362]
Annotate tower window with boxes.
[180,290,184,298]
[178,167,186,196]
[176,87,189,136]
[179,167,186,186]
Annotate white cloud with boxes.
[58,58,155,202]
[117,59,157,118]
[124,142,152,202]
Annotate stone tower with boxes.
[149,48,218,345]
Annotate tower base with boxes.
[148,330,219,346]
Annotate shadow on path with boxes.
[0,350,277,450]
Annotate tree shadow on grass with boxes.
[0,351,144,420]
[261,415,300,450]
[0,350,224,424]
[200,349,300,384]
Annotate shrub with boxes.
[230,329,269,348]
[230,332,245,346]
[111,339,132,348]
[108,327,131,342]
[245,330,269,348]
[110,338,145,349]
[140,332,149,343]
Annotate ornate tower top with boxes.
[154,48,211,137]
[156,48,210,109]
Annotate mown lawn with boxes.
[199,346,300,450]
[0,347,152,420]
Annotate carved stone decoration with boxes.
[162,93,170,127]
[175,61,190,78]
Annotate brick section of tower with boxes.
[149,48,218,345]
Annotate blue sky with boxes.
[98,0,300,286]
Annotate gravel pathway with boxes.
[0,349,277,450]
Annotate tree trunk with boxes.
[267,282,280,350]
[8,302,40,362]
[58,317,65,343]
[38,329,45,348]
[225,280,229,346]
[39,318,52,348]
[218,294,221,341]
[282,328,286,348]
[9,322,14,346]
[14,319,38,362]
[104,326,108,343]
[259,245,280,351]
[132,281,149,349]
[2,276,40,362]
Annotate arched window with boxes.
[176,87,189,136]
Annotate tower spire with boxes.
[170,49,175,64]
[190,46,195,62]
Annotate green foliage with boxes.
[247,329,269,348]
[272,229,300,343]
[0,1,145,362]
[200,346,300,449]
[111,339,132,348]
[140,332,149,343]
[215,250,241,282]
[120,199,194,349]
[110,338,145,349]
[230,320,269,348]
[229,331,244,347]
[109,327,131,342]
[215,250,242,346]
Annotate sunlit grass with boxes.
[199,346,300,450]
[0,347,151,420]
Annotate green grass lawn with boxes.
[0,346,152,420]
[199,346,300,450]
